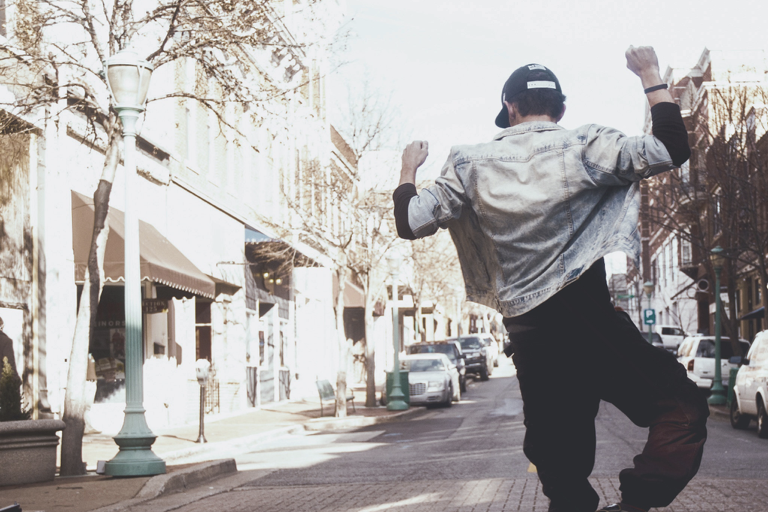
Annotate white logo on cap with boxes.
[528,81,556,89]
[528,64,547,71]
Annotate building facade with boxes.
[628,48,768,342]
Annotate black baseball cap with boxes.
[495,64,562,128]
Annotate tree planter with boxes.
[0,420,65,486]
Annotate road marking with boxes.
[527,463,537,473]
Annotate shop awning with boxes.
[740,306,765,321]
[72,191,216,299]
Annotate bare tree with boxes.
[0,0,335,474]
[648,79,768,354]
[409,227,462,341]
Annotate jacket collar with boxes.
[492,121,564,141]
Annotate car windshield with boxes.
[404,359,446,372]
[460,338,482,350]
[407,344,457,363]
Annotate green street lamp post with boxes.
[643,281,654,344]
[103,50,166,477]
[709,246,727,406]
[386,254,408,411]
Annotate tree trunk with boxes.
[334,254,349,418]
[364,290,377,407]
[60,129,119,476]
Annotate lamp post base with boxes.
[708,386,727,406]
[386,400,409,411]
[387,387,409,411]
[104,410,166,476]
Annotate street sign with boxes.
[643,308,656,325]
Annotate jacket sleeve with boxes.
[392,151,468,240]
[582,102,690,186]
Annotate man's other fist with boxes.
[626,45,660,78]
[402,140,429,172]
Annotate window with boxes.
[185,107,195,162]
[681,239,692,266]
[696,338,746,359]
[713,195,723,234]
[672,237,678,284]
[680,161,690,185]
[0,0,6,37]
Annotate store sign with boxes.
[142,298,168,314]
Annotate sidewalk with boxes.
[77,395,414,470]
[0,397,423,512]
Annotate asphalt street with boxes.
[145,357,768,511]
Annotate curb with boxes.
[136,459,237,500]
[303,406,426,431]
[89,459,237,512]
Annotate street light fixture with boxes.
[386,253,408,411]
[103,50,165,477]
[709,246,727,406]
[643,281,654,344]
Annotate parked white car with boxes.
[478,333,500,367]
[401,353,460,405]
[731,330,768,437]
[655,325,687,353]
[678,336,750,391]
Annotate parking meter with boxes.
[194,359,211,443]
[195,359,210,385]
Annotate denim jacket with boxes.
[405,121,677,317]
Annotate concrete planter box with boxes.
[0,419,66,486]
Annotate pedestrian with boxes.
[392,46,708,512]
[0,316,19,380]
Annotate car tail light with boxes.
[687,359,694,372]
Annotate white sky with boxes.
[330,0,768,276]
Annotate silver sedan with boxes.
[401,354,456,407]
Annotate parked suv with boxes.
[406,341,467,392]
[455,336,492,381]
[678,335,750,391]
[655,325,687,353]
[730,330,768,437]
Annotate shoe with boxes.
[596,505,647,512]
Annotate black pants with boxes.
[504,259,708,512]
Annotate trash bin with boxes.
[726,366,739,408]
[384,371,409,405]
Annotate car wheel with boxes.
[480,366,490,381]
[758,400,768,439]
[730,398,750,429]
[444,386,453,407]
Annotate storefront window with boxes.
[90,286,126,403]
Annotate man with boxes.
[392,46,707,512]
[0,316,19,379]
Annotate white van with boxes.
[678,336,750,390]
[655,325,686,352]
[731,330,768,437]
